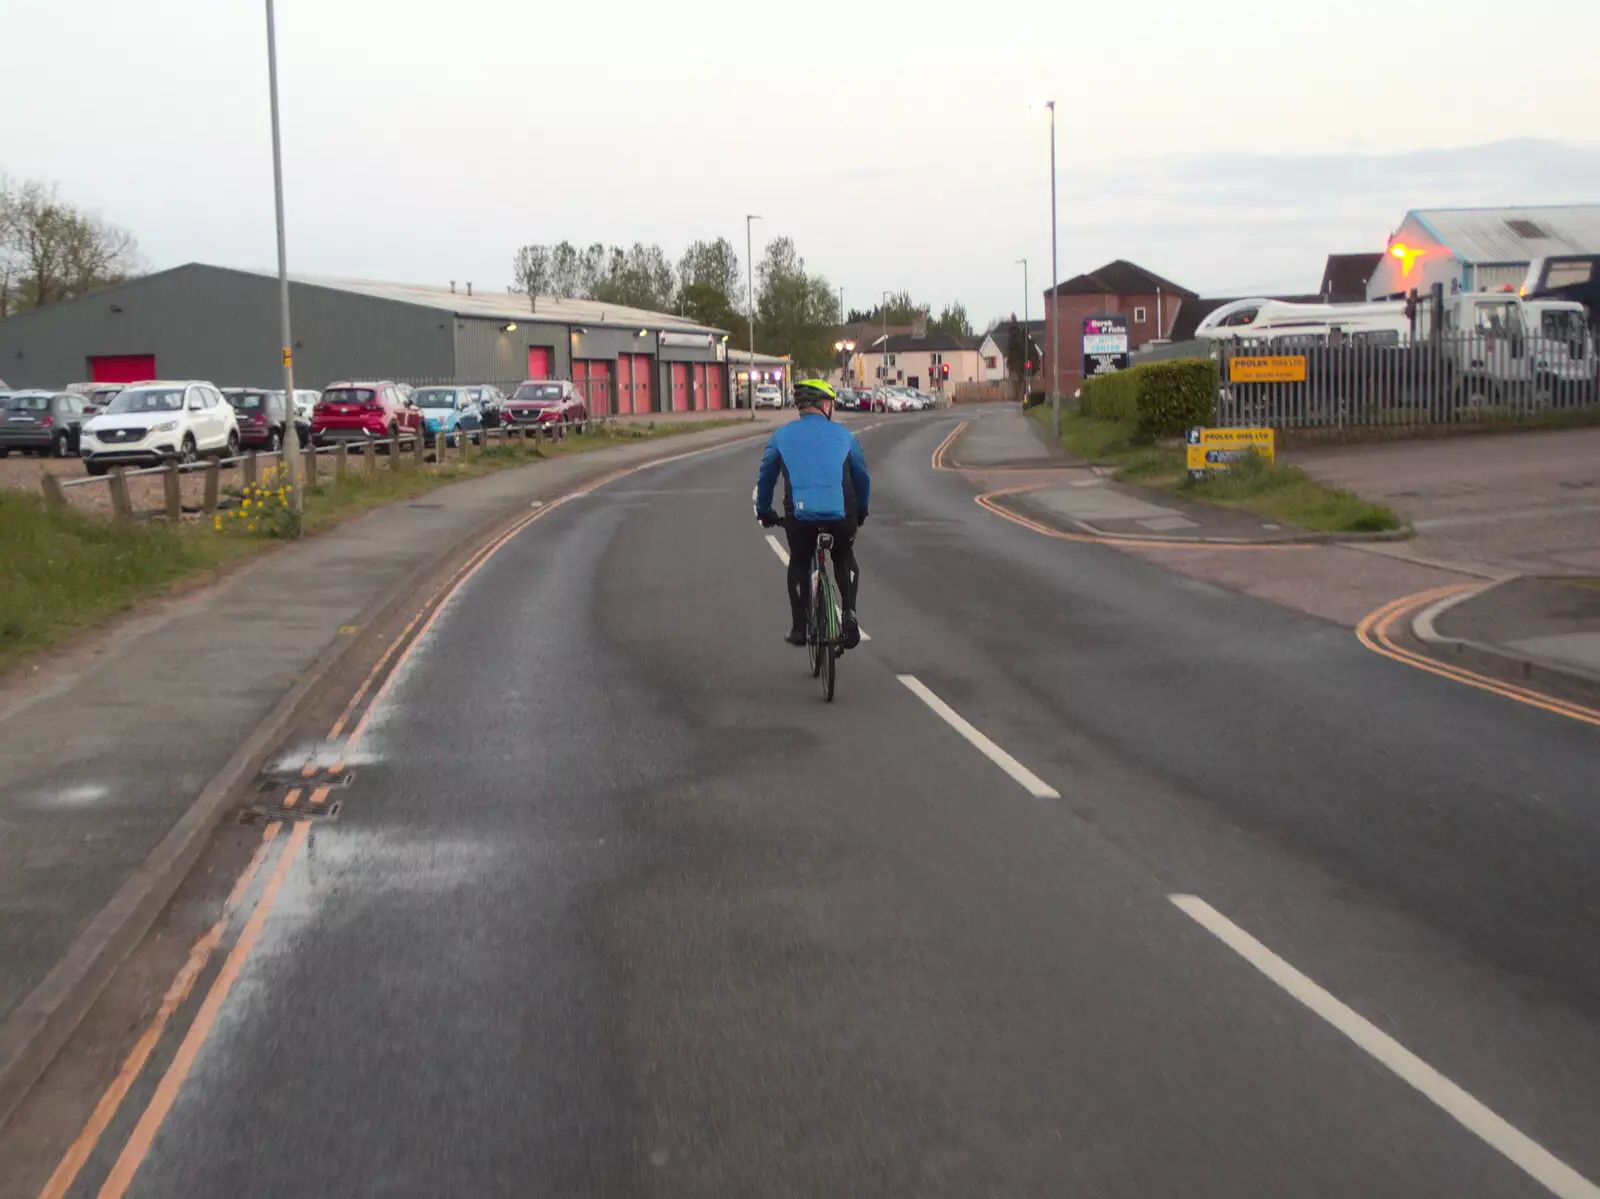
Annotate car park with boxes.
[310,380,422,447]
[0,390,87,458]
[412,386,485,447]
[79,380,240,474]
[502,380,588,432]
[222,388,305,452]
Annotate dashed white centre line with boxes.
[764,534,870,640]
[896,675,1059,799]
[1170,894,1600,1199]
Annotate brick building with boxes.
[1041,260,1196,394]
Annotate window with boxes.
[1133,306,1147,323]
[1474,301,1522,337]
[984,356,998,368]
[887,354,896,366]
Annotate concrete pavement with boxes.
[5,410,1599,1197]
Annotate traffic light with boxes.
[940,362,950,379]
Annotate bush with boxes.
[1080,357,1216,438]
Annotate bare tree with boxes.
[0,175,141,314]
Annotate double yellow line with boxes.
[1355,585,1600,727]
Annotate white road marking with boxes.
[763,534,871,640]
[1169,894,1600,1199]
[896,675,1059,799]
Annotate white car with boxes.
[80,380,240,475]
[753,384,785,410]
[289,389,320,424]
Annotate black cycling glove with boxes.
[757,510,782,528]
[857,509,868,526]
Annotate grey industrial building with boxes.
[0,263,736,414]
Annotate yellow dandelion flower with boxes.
[248,523,257,532]
[213,515,223,531]
[242,500,251,510]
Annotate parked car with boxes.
[0,390,86,458]
[222,388,306,452]
[502,380,589,432]
[753,384,785,410]
[80,380,240,474]
[464,384,506,427]
[288,389,320,426]
[310,381,422,447]
[412,386,485,447]
[83,383,129,418]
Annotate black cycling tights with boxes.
[784,517,859,628]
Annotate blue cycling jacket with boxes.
[754,412,871,522]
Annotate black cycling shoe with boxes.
[841,610,861,649]
[785,626,808,647]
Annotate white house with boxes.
[976,320,1045,382]
[1368,205,1600,300]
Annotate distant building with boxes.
[1320,253,1383,302]
[851,330,981,392]
[0,262,733,413]
[1367,205,1600,300]
[976,320,1045,382]
[1041,260,1196,393]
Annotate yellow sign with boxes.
[1229,355,1305,383]
[1186,427,1276,478]
[282,348,293,367]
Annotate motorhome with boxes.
[1194,298,1411,346]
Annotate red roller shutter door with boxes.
[586,361,612,414]
[90,354,156,383]
[616,355,634,413]
[708,366,725,410]
[631,355,654,413]
[691,364,707,411]
[526,347,552,380]
[669,363,689,412]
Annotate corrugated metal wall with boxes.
[0,264,455,389]
[454,317,569,383]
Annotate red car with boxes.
[502,380,589,433]
[310,380,422,446]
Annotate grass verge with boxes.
[1032,406,1401,534]
[1,419,741,674]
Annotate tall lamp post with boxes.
[1015,257,1029,400]
[265,0,302,533]
[1044,99,1061,436]
[745,214,761,418]
[881,289,891,393]
[833,339,855,389]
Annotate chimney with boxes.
[450,280,456,293]
[467,282,473,297]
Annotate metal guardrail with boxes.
[38,415,609,521]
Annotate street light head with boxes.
[845,341,855,352]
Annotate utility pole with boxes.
[265,0,302,533]
[1046,99,1061,436]
[1016,258,1029,400]
[746,214,761,418]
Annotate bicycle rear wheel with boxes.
[818,572,838,701]
[808,576,824,678]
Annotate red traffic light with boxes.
[940,363,950,377]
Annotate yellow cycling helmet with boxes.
[793,379,838,408]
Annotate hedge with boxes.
[1080,357,1216,437]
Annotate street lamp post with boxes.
[833,339,855,389]
[1015,257,1029,401]
[264,0,302,533]
[745,214,761,417]
[1045,99,1061,436]
[881,289,891,392]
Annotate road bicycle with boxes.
[807,532,841,702]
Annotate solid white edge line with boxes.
[1168,894,1600,1199]
[764,533,871,640]
[897,675,1058,799]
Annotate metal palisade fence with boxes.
[1212,331,1600,431]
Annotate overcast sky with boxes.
[6,0,1599,325]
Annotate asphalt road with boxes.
[36,410,1600,1196]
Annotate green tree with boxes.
[680,281,748,345]
[678,238,741,303]
[754,237,836,373]
[593,242,676,311]
[932,301,973,339]
[1003,314,1029,388]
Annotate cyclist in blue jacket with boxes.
[754,379,871,649]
